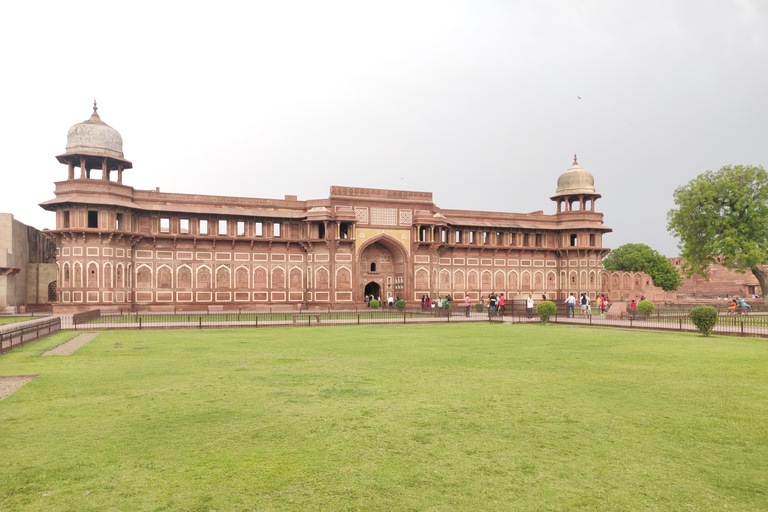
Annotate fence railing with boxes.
[0,317,62,355]
[70,306,502,330]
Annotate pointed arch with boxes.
[157,264,172,289]
[235,265,250,289]
[177,264,192,289]
[197,264,211,289]
[289,266,303,289]
[253,265,267,290]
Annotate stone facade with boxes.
[0,213,57,311]
[670,257,763,298]
[39,106,672,312]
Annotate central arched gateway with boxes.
[358,236,408,303]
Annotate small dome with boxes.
[64,102,125,159]
[555,155,596,195]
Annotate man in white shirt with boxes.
[565,293,576,318]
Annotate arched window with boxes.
[370,262,376,272]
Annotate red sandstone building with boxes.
[40,105,670,312]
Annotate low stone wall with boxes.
[72,309,100,326]
[0,317,61,355]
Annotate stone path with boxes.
[41,332,99,356]
[0,375,37,400]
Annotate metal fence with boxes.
[72,306,498,330]
[0,317,62,355]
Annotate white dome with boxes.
[555,156,596,195]
[65,103,125,159]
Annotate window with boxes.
[441,229,447,243]
[523,233,529,246]
[199,219,208,235]
[339,223,348,239]
[317,223,325,239]
[116,213,123,231]
[88,210,98,228]
[419,227,427,242]
[63,211,70,228]
[180,218,189,234]
[535,234,542,247]
[237,221,245,236]
[160,217,170,233]
[219,219,228,235]
[483,232,489,244]
[370,262,376,272]
[455,231,461,243]
[469,231,475,244]
[589,234,595,246]
[570,234,578,247]
[255,222,263,237]
[273,222,281,237]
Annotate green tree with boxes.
[667,165,768,305]
[602,243,682,291]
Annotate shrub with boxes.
[690,305,718,336]
[369,299,380,309]
[475,303,484,313]
[395,300,406,312]
[536,301,557,323]
[636,300,655,314]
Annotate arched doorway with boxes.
[358,236,407,302]
[364,281,381,301]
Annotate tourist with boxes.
[542,294,547,301]
[630,299,637,311]
[365,294,370,308]
[489,294,497,315]
[580,293,588,316]
[464,294,471,317]
[388,295,394,309]
[498,293,505,315]
[565,293,576,318]
[527,294,534,319]
[600,294,607,314]
[737,297,753,312]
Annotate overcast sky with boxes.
[2,0,766,257]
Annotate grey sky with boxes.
[2,0,766,257]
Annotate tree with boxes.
[603,243,682,291]
[667,164,768,305]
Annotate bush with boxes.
[536,301,557,323]
[636,300,655,314]
[475,303,484,313]
[369,299,380,309]
[690,305,718,336]
[395,300,406,312]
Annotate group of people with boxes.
[564,293,612,317]
[421,295,452,311]
[728,297,753,312]
[364,294,400,309]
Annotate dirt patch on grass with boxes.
[0,375,38,400]
[41,333,100,356]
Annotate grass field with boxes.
[1,324,767,511]
[0,316,34,325]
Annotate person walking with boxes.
[498,293,506,315]
[464,294,472,317]
[526,294,534,319]
[580,293,588,316]
[565,293,576,318]
[388,294,394,309]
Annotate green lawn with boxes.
[0,316,34,325]
[1,324,767,511]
